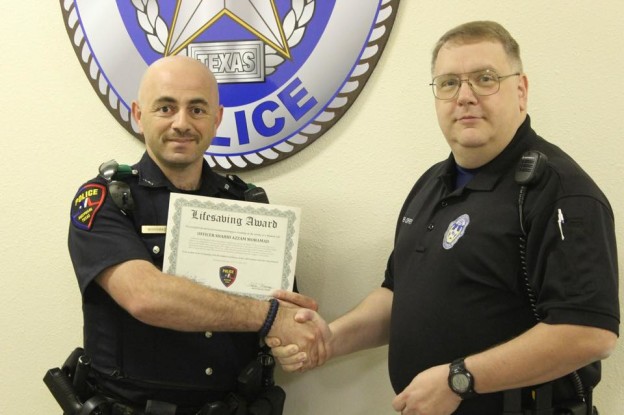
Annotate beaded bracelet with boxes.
[258,298,279,338]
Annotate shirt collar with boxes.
[439,115,537,192]
[135,152,221,196]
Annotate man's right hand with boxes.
[266,307,332,372]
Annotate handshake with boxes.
[264,290,333,373]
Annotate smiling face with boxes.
[433,40,528,168]
[131,56,223,177]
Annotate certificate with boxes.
[163,193,301,299]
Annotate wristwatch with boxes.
[448,358,477,399]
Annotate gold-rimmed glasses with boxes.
[430,69,520,100]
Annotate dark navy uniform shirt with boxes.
[382,116,619,414]
[68,152,259,408]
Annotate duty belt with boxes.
[45,347,284,415]
[110,400,199,415]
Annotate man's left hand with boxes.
[271,289,319,311]
[392,364,461,415]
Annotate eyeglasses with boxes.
[430,69,520,100]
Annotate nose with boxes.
[456,79,478,104]
[171,110,191,133]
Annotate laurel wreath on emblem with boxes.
[132,0,315,75]
[60,0,400,170]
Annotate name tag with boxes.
[142,225,166,234]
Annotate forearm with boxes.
[329,287,393,358]
[97,259,268,332]
[466,323,617,393]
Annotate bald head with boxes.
[137,55,220,108]
[130,56,224,186]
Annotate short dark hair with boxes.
[431,21,523,73]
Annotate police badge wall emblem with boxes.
[60,0,400,171]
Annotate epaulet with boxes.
[98,160,137,182]
[98,160,137,213]
[215,173,249,198]
[224,174,249,192]
[219,174,270,203]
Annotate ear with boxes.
[517,73,529,112]
[131,101,144,133]
[214,105,224,131]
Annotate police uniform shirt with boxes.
[68,152,259,407]
[382,116,619,414]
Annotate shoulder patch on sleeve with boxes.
[71,183,107,231]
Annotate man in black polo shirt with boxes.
[269,21,619,414]
[67,56,328,414]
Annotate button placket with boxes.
[203,332,214,376]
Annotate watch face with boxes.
[451,373,470,393]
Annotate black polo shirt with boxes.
[68,152,259,407]
[382,116,619,413]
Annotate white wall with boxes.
[1,1,622,414]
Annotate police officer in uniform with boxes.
[67,56,327,414]
[269,21,619,415]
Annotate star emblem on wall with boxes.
[166,0,291,59]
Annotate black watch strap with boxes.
[448,358,477,399]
